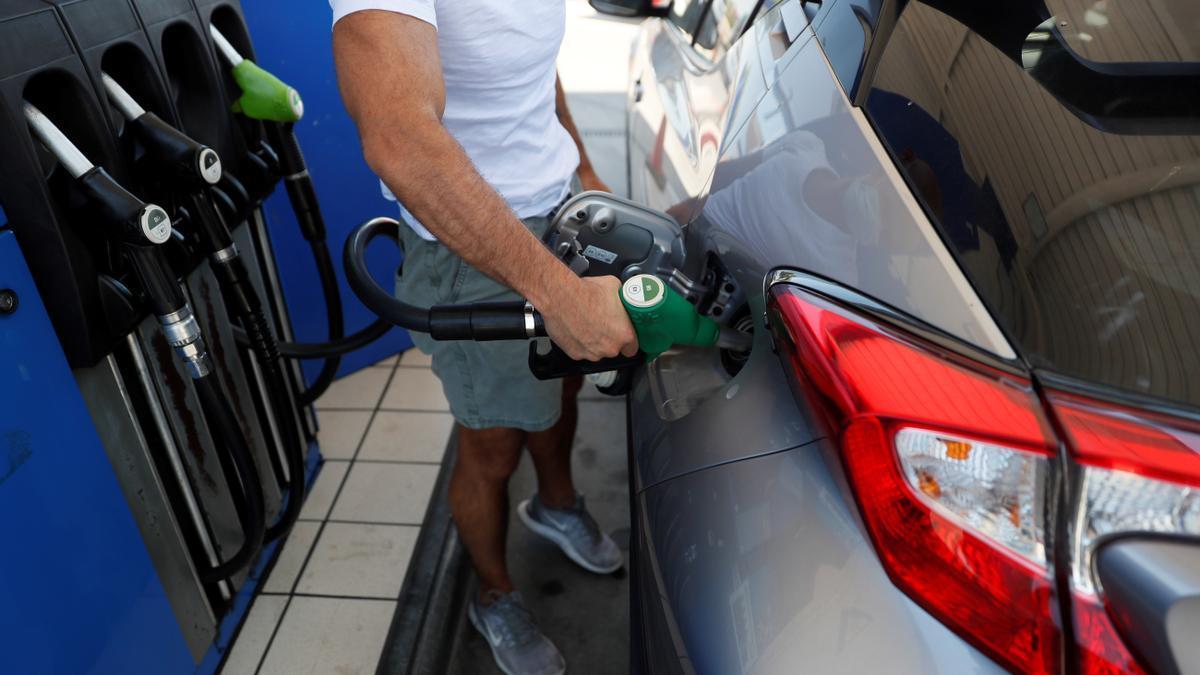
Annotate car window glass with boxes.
[695,0,762,55]
[1041,0,1199,63]
[814,0,883,95]
[865,0,1200,407]
[670,0,712,38]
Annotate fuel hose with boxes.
[195,196,306,542]
[344,217,546,340]
[194,372,266,582]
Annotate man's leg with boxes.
[520,376,623,574]
[449,424,525,598]
[525,375,582,508]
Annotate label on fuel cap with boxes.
[622,274,665,309]
[198,148,222,184]
[141,205,172,244]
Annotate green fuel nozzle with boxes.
[209,25,304,123]
[231,61,304,122]
[619,274,750,361]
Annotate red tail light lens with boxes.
[769,285,1060,674]
[1047,393,1200,675]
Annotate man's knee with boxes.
[456,425,524,482]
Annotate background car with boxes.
[591,0,1200,673]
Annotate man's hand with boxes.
[539,276,638,362]
[578,168,611,194]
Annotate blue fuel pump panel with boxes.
[0,228,193,674]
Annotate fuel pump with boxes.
[100,72,306,541]
[208,25,391,403]
[22,101,265,582]
[342,193,751,386]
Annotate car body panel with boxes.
[627,325,823,491]
[633,438,1003,675]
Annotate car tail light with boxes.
[769,284,1059,674]
[1046,393,1200,674]
[770,280,1200,674]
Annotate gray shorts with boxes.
[394,214,562,432]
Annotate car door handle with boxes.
[633,78,645,103]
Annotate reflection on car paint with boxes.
[694,38,1009,354]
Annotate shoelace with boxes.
[482,593,539,648]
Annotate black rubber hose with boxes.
[241,303,307,542]
[296,240,345,405]
[343,217,431,332]
[194,373,266,583]
[258,122,344,405]
[232,317,392,359]
[189,192,308,542]
[342,216,545,340]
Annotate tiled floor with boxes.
[220,349,451,675]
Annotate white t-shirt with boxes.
[330,0,580,240]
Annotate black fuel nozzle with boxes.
[102,72,223,191]
[131,113,223,188]
[76,167,175,247]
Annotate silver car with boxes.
[587,0,1200,673]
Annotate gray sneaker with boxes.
[468,591,565,675]
[517,494,623,574]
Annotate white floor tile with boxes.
[219,594,288,675]
[381,368,449,412]
[299,461,349,521]
[315,410,372,460]
[315,368,392,410]
[262,521,321,594]
[257,596,395,675]
[295,522,418,599]
[372,355,399,368]
[358,411,453,463]
[398,348,432,367]
[331,462,439,525]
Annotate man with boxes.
[329,2,638,674]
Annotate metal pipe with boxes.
[209,25,244,67]
[100,72,145,121]
[22,101,93,179]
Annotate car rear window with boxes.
[864,0,1200,408]
[1044,0,1199,64]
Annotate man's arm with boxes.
[332,10,636,361]
[555,75,610,193]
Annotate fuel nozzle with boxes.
[209,25,304,123]
[620,274,752,360]
[101,73,223,189]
